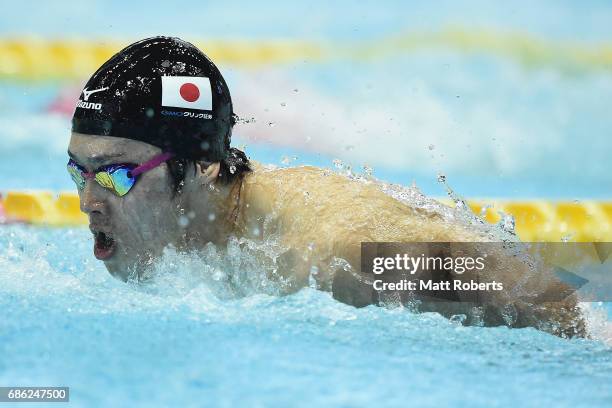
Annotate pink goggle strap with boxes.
[129,152,175,177]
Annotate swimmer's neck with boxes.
[179,172,247,250]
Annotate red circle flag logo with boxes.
[179,83,200,102]
[161,76,211,110]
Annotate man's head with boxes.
[68,36,250,279]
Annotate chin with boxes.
[105,249,157,282]
[103,257,135,282]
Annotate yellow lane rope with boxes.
[2,29,612,80]
[1,191,610,242]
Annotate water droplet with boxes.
[172,61,186,73]
[212,269,225,281]
[502,304,517,326]
[208,213,216,221]
[479,204,493,217]
[497,213,516,235]
[308,265,319,288]
[344,165,354,177]
[252,227,260,236]
[178,215,189,228]
[280,102,286,107]
[437,173,446,183]
[161,60,171,68]
[332,159,344,169]
[293,88,299,93]
[470,306,485,327]
[268,122,276,127]
[229,165,236,174]
[455,200,466,210]
[200,141,210,151]
[450,314,466,325]
[187,211,196,219]
[428,144,435,151]
[280,156,297,165]
[363,165,373,176]
[235,116,256,124]
[145,108,154,118]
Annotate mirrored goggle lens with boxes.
[95,167,135,197]
[67,161,86,189]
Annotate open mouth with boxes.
[93,231,117,260]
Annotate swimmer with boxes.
[68,37,585,337]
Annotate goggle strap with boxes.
[129,152,175,177]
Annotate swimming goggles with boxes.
[67,152,174,197]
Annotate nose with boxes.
[80,178,108,215]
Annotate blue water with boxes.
[3,0,612,42]
[3,50,612,198]
[0,225,611,407]
[2,5,612,198]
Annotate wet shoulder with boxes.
[242,163,417,231]
[240,162,483,250]
[243,163,386,207]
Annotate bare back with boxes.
[234,163,585,337]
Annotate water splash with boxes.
[281,156,297,166]
[362,164,374,177]
[497,212,517,236]
[234,115,257,125]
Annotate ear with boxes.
[196,162,221,185]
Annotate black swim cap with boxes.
[72,36,235,161]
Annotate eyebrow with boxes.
[67,150,127,168]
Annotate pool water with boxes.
[0,225,611,407]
